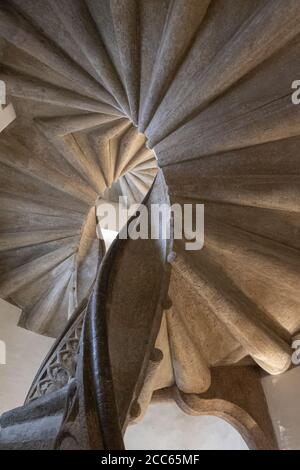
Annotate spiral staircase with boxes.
[0,0,300,450]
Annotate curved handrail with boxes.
[25,172,173,449]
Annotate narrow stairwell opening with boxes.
[96,143,158,251]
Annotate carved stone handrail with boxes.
[25,300,87,404]
[23,172,173,450]
[54,172,173,449]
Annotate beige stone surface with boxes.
[0,0,300,450]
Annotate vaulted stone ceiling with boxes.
[0,1,158,336]
[0,0,299,392]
